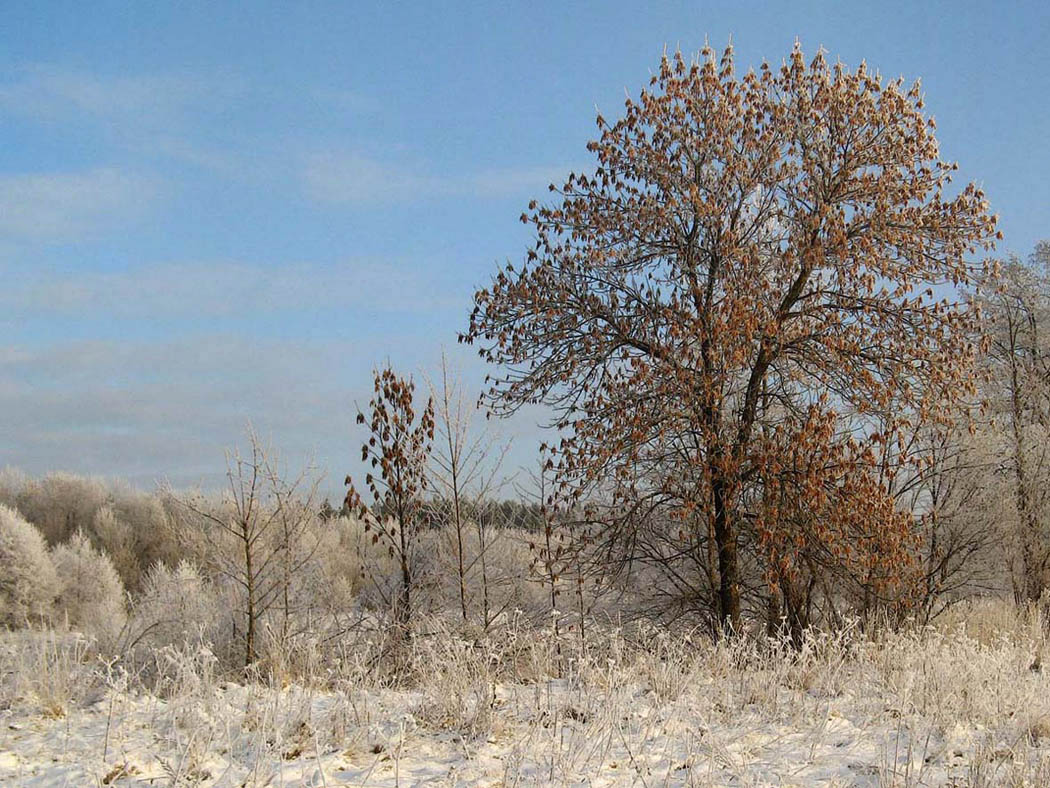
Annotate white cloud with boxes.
[0,336,358,489]
[0,257,460,318]
[303,153,430,204]
[0,335,546,494]
[0,65,223,126]
[309,87,379,115]
[0,347,33,365]
[0,65,261,176]
[0,169,156,243]
[302,151,567,205]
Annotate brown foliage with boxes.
[345,365,435,630]
[465,44,999,632]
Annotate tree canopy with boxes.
[466,44,1000,632]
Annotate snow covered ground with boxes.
[4,607,1050,786]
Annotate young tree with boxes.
[170,428,320,668]
[345,366,435,631]
[426,352,512,628]
[429,353,476,622]
[263,458,323,649]
[517,459,562,634]
[465,44,999,632]
[171,434,276,668]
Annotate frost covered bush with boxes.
[51,531,127,643]
[0,468,183,591]
[0,504,59,627]
[131,561,222,651]
[316,515,400,613]
[104,482,184,589]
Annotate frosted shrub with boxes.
[0,504,59,627]
[320,515,406,615]
[412,628,499,737]
[131,560,220,652]
[314,516,370,605]
[0,631,96,718]
[296,529,357,620]
[51,530,127,644]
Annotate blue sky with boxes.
[2,1,1048,497]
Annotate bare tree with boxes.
[263,456,324,649]
[517,458,586,633]
[426,352,512,629]
[170,427,320,668]
[911,427,1009,620]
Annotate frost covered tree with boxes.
[466,44,1000,632]
[0,504,59,626]
[92,505,141,591]
[51,530,127,642]
[169,428,323,668]
[14,472,107,545]
[0,467,29,510]
[263,458,323,649]
[426,353,512,629]
[980,242,1050,604]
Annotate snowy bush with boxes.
[51,531,127,643]
[131,560,221,651]
[0,504,59,627]
[315,515,397,612]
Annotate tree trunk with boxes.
[781,575,807,651]
[452,482,468,623]
[478,510,492,630]
[711,474,741,634]
[706,515,720,602]
[1009,341,1044,603]
[398,538,412,631]
[244,527,256,668]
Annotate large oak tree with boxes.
[465,45,999,632]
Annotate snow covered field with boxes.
[4,604,1050,787]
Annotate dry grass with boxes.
[0,629,98,718]
[4,602,1050,784]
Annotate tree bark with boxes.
[243,523,256,668]
[711,473,741,633]
[1008,321,1044,603]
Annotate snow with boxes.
[4,618,1050,786]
